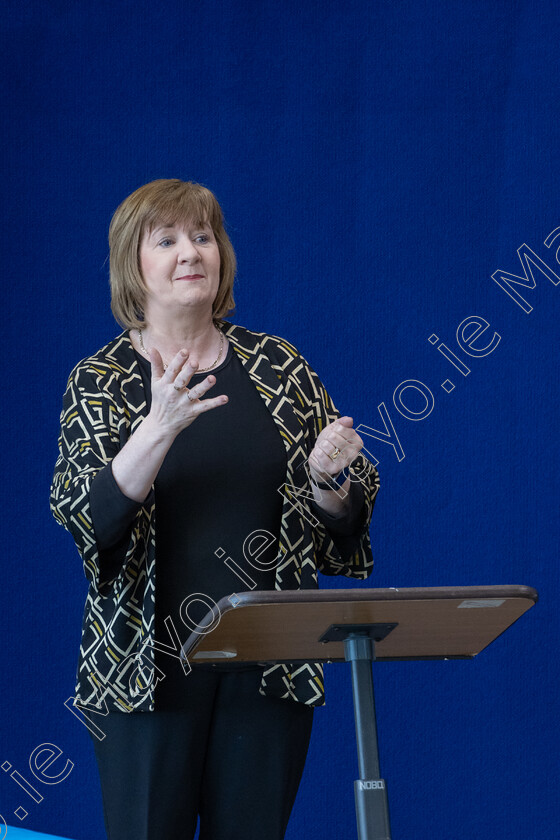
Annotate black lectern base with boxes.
[343,629,393,840]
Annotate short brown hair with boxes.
[109,179,236,330]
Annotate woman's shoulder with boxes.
[65,331,137,386]
[218,321,302,359]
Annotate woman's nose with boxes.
[177,237,199,263]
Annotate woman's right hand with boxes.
[148,347,229,438]
[111,347,228,502]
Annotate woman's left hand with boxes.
[308,416,363,484]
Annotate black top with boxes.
[89,340,366,708]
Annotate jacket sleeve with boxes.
[50,361,150,595]
[278,338,380,579]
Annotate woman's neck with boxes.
[134,316,226,370]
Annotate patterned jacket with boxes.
[50,322,380,711]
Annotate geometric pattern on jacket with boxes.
[50,321,380,712]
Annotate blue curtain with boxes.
[1,2,558,838]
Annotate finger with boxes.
[182,374,218,401]
[323,427,361,446]
[176,354,201,386]
[313,449,353,476]
[313,439,361,479]
[316,417,353,445]
[308,449,344,482]
[186,393,229,414]
[318,431,361,458]
[336,416,354,428]
[164,349,191,381]
[149,347,165,379]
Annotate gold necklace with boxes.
[137,324,225,372]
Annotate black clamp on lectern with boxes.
[181,585,537,840]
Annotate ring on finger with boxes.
[186,388,196,402]
[329,446,341,461]
[173,380,187,392]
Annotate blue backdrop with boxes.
[1,1,558,838]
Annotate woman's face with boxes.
[139,220,221,322]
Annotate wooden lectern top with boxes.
[181,585,537,665]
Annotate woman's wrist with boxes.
[309,472,352,516]
[111,413,176,502]
[143,410,180,446]
[309,469,345,491]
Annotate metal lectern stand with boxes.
[181,585,537,840]
[344,630,391,839]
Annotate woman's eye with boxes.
[194,234,209,244]
[158,238,173,247]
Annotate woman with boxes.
[51,179,380,840]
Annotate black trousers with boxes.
[85,668,314,840]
